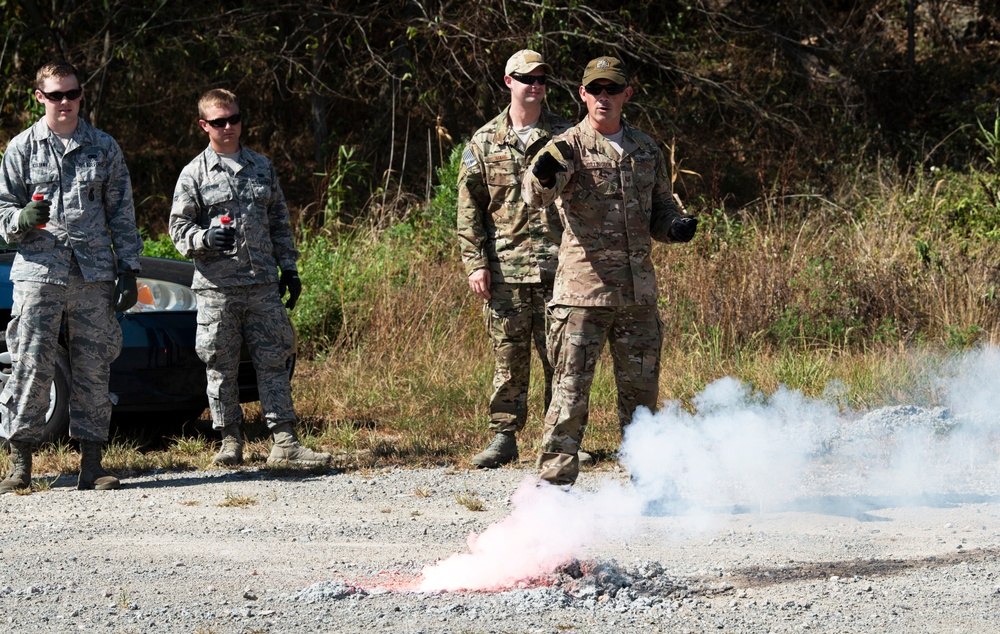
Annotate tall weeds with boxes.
[291,147,1000,464]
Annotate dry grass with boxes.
[454,491,486,511]
[218,490,257,508]
[283,164,1000,467]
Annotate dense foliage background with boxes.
[4,1,997,227]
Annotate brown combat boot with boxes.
[77,441,121,490]
[0,441,33,494]
[212,425,244,466]
[266,423,331,467]
[471,432,518,468]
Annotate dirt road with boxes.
[1,458,998,633]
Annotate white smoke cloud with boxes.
[415,349,1000,592]
[621,377,840,516]
[941,346,1000,419]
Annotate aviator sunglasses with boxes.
[584,83,627,96]
[510,72,547,85]
[39,88,83,102]
[203,113,243,128]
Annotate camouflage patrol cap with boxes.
[505,50,552,76]
[582,56,629,85]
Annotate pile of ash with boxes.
[290,581,366,603]
[491,558,732,613]
[545,559,728,601]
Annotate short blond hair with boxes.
[198,88,239,120]
[36,61,80,91]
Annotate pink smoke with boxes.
[417,476,635,592]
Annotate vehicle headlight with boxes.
[126,278,198,312]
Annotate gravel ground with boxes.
[2,404,1000,633]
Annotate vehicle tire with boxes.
[38,353,71,444]
[0,343,71,444]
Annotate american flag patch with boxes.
[462,148,478,171]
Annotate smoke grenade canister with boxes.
[32,192,46,228]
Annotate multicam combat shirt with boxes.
[522,117,684,307]
[0,119,143,282]
[457,106,571,284]
[169,145,298,290]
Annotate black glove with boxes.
[668,216,698,242]
[17,199,51,232]
[532,152,565,183]
[114,271,138,312]
[206,225,236,250]
[279,269,302,310]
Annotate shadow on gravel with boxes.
[724,548,1000,588]
[753,493,1000,521]
[43,470,334,490]
[646,493,1000,522]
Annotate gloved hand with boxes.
[206,225,236,250]
[668,216,698,242]
[279,269,302,309]
[17,199,51,232]
[114,271,138,312]
[532,152,565,183]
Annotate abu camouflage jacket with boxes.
[0,119,143,283]
[169,145,298,290]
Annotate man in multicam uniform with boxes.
[0,61,143,493]
[522,56,699,486]
[457,50,573,468]
[169,89,329,468]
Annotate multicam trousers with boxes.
[195,283,295,431]
[539,304,663,485]
[484,282,554,434]
[0,273,121,443]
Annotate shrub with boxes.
[142,232,186,260]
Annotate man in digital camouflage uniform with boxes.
[0,61,143,493]
[522,56,698,486]
[457,50,574,468]
[169,89,329,468]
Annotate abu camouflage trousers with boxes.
[484,282,554,434]
[195,283,295,431]
[539,304,663,485]
[0,275,121,443]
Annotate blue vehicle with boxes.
[0,249,291,442]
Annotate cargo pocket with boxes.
[643,311,664,379]
[546,306,573,374]
[195,300,225,365]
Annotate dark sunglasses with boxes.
[39,88,83,102]
[203,113,243,128]
[584,83,627,96]
[510,72,547,85]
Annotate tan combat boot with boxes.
[77,441,121,490]
[212,425,244,466]
[471,432,518,468]
[0,441,33,494]
[266,423,331,467]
